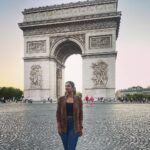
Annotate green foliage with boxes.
[0,87,23,100]
[76,91,82,98]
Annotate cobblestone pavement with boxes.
[0,103,150,150]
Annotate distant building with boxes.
[116,86,150,98]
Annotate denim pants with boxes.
[60,116,80,150]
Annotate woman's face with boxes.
[65,82,73,93]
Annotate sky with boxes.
[0,0,150,92]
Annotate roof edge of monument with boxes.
[22,0,118,14]
[19,11,121,28]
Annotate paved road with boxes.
[0,103,150,150]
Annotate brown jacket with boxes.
[56,95,83,136]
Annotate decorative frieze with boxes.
[30,65,42,89]
[82,51,117,59]
[23,20,117,36]
[89,34,112,49]
[50,34,85,49]
[91,60,108,87]
[27,40,46,53]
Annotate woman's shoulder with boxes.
[57,96,65,103]
[75,96,82,102]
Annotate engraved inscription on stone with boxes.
[89,35,112,49]
[27,40,46,53]
[91,60,108,87]
[30,65,42,89]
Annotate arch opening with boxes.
[65,54,82,93]
[54,40,82,64]
[54,40,83,98]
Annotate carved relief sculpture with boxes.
[89,35,112,49]
[27,40,46,53]
[23,21,117,36]
[50,34,85,49]
[91,61,108,87]
[30,65,42,89]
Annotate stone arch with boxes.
[50,37,84,58]
[19,0,121,101]
[51,37,83,98]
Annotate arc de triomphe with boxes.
[19,0,121,101]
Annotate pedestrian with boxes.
[56,81,83,150]
[89,96,94,105]
[85,95,89,104]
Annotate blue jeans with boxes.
[60,116,80,150]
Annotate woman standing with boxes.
[56,81,83,150]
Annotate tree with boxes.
[76,91,82,98]
[0,87,23,101]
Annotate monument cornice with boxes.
[19,12,121,29]
[23,56,65,68]
[85,87,115,90]
[18,12,121,39]
[22,0,118,14]
[23,56,50,61]
[24,88,51,91]
[82,51,117,58]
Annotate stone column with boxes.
[49,60,57,101]
[61,67,65,96]
[24,60,51,101]
[82,55,116,99]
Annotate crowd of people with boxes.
[84,95,94,105]
[82,95,118,104]
[0,97,23,103]
[21,97,53,103]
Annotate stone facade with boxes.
[19,0,121,101]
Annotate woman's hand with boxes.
[78,130,83,136]
[58,128,62,135]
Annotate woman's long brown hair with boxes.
[65,81,76,96]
